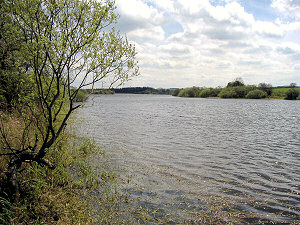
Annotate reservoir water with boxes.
[75,94,300,223]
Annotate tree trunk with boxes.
[6,150,55,201]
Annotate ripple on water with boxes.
[75,95,300,223]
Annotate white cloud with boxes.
[117,0,161,21]
[254,21,284,38]
[176,0,211,14]
[271,0,300,19]
[115,0,164,32]
[276,42,300,54]
[150,0,175,12]
[114,0,300,88]
[127,26,165,42]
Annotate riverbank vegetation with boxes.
[112,87,172,94]
[1,133,117,224]
[71,86,172,97]
[0,0,138,223]
[172,78,300,100]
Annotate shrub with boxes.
[73,89,88,102]
[199,89,212,98]
[218,88,238,98]
[233,85,257,98]
[172,89,181,96]
[178,88,189,97]
[285,88,299,100]
[233,86,247,98]
[210,87,222,97]
[246,89,267,99]
[258,83,273,96]
[178,87,201,97]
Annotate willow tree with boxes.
[0,0,138,199]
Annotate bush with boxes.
[233,86,247,98]
[246,89,267,99]
[285,88,299,100]
[172,89,181,96]
[258,83,273,96]
[218,88,238,98]
[199,89,212,98]
[210,87,222,97]
[73,89,88,102]
[234,85,257,98]
[178,87,201,97]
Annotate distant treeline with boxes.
[172,79,300,100]
[112,87,172,94]
[75,87,173,98]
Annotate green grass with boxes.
[0,134,101,224]
[271,87,300,98]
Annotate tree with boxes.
[218,87,238,98]
[0,0,138,200]
[285,84,299,100]
[258,83,273,96]
[227,77,245,87]
[0,0,32,108]
[199,88,212,98]
[171,88,180,96]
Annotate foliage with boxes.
[178,87,201,97]
[199,86,255,99]
[0,0,138,201]
[285,88,299,100]
[93,89,115,95]
[232,86,252,98]
[258,83,273,96]
[0,134,93,224]
[246,89,267,99]
[113,87,172,94]
[0,0,34,108]
[198,88,212,98]
[226,77,245,87]
[1,131,145,224]
[218,88,238,98]
[171,88,181,96]
[210,87,222,97]
[173,81,299,100]
[73,89,89,102]
[177,88,189,97]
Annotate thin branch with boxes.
[0,153,16,156]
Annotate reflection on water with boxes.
[76,94,300,223]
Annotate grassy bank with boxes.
[271,87,300,99]
[0,132,100,224]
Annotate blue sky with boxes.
[114,0,300,88]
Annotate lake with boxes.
[75,94,300,223]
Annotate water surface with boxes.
[76,94,300,223]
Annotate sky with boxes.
[114,0,300,88]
